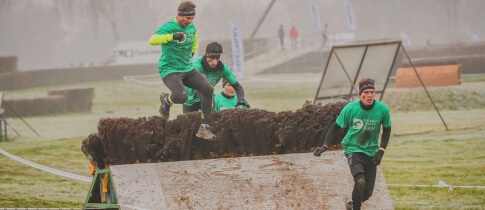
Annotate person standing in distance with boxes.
[149,1,216,141]
[183,42,249,113]
[313,78,392,210]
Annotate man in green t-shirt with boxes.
[213,79,249,112]
[149,1,216,141]
[313,78,392,210]
[183,42,249,113]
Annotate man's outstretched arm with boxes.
[314,122,342,156]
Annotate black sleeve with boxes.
[323,122,342,147]
[380,126,391,149]
[231,81,245,102]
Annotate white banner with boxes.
[345,0,356,31]
[229,20,244,76]
[309,2,322,31]
[106,41,161,66]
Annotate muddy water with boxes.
[82,101,349,168]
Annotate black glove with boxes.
[372,150,385,165]
[173,32,185,42]
[235,100,250,108]
[313,146,327,157]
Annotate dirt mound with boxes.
[81,101,349,169]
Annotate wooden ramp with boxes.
[107,152,393,209]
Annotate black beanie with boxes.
[222,79,229,88]
[205,42,223,59]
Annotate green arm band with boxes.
[149,34,173,45]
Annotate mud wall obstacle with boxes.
[81,101,349,168]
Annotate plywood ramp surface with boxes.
[110,152,393,209]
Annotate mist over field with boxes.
[0,0,484,70]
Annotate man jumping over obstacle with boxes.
[149,1,216,141]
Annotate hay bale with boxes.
[0,56,17,74]
[3,95,67,117]
[48,87,95,112]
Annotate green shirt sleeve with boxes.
[222,63,238,85]
[336,105,349,129]
[382,104,392,128]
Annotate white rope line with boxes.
[388,184,485,189]
[240,76,321,83]
[388,180,485,190]
[0,148,92,183]
[122,73,321,86]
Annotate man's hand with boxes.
[235,100,250,108]
[372,150,385,165]
[173,32,185,42]
[313,146,327,157]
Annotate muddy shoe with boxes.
[196,124,216,141]
[345,201,353,210]
[159,93,172,119]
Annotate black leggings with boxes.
[162,70,214,124]
[346,152,377,210]
[182,101,201,114]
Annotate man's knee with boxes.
[354,173,366,191]
[170,92,188,104]
[199,85,214,96]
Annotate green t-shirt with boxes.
[213,93,238,112]
[184,56,238,106]
[336,100,392,156]
[155,18,196,78]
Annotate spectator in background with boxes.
[289,25,299,49]
[213,79,249,112]
[321,23,328,47]
[278,25,285,50]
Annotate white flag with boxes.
[229,20,244,76]
[309,2,322,31]
[345,0,356,30]
[400,32,412,47]
[472,33,480,42]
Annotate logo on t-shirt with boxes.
[353,119,363,130]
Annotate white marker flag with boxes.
[345,0,356,30]
[309,2,322,31]
[229,20,244,76]
[472,33,480,42]
[400,32,412,47]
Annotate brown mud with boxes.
[81,101,349,169]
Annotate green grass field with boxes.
[0,73,484,208]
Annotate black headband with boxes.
[178,6,196,16]
[359,80,375,95]
[205,52,222,59]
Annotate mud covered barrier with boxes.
[82,101,349,169]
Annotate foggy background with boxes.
[0,0,484,71]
